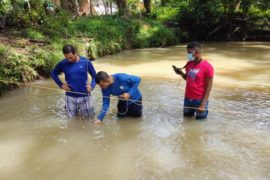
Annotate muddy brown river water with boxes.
[0,42,269,180]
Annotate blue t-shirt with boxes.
[51,56,96,97]
[98,73,142,121]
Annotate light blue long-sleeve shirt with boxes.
[98,73,142,121]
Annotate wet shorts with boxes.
[66,95,95,118]
[117,97,142,118]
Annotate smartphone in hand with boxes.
[172,65,182,75]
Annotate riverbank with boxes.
[0,15,178,95]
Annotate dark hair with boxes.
[95,71,110,84]
[187,42,201,49]
[62,44,76,54]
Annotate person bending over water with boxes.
[173,42,214,119]
[95,71,142,124]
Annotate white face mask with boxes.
[187,53,195,61]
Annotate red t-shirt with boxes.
[185,60,214,100]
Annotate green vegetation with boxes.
[0,0,269,95]
[152,0,270,41]
[69,16,177,55]
[0,13,178,95]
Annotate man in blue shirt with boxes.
[95,71,143,124]
[51,45,97,118]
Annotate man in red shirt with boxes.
[174,42,214,119]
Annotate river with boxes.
[0,42,269,179]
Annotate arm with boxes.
[97,90,110,121]
[201,77,213,106]
[87,60,96,89]
[173,66,186,80]
[127,75,141,97]
[198,64,214,111]
[180,71,187,80]
[50,62,63,88]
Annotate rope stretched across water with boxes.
[0,79,253,115]
[0,79,204,110]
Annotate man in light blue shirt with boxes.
[95,71,142,124]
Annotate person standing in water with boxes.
[51,45,96,118]
[173,42,214,119]
[94,71,142,124]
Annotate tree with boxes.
[61,0,80,15]
[143,0,151,14]
[52,0,61,7]
[160,0,169,7]
[116,0,127,15]
[79,0,90,15]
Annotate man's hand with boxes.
[61,83,71,91]
[172,65,184,75]
[86,85,92,94]
[119,93,130,100]
[94,118,102,124]
[198,104,206,112]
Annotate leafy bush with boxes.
[0,45,37,82]
[69,16,177,55]
[24,28,45,40]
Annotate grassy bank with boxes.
[0,15,179,95]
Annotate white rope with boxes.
[0,79,201,109]
[0,79,267,117]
